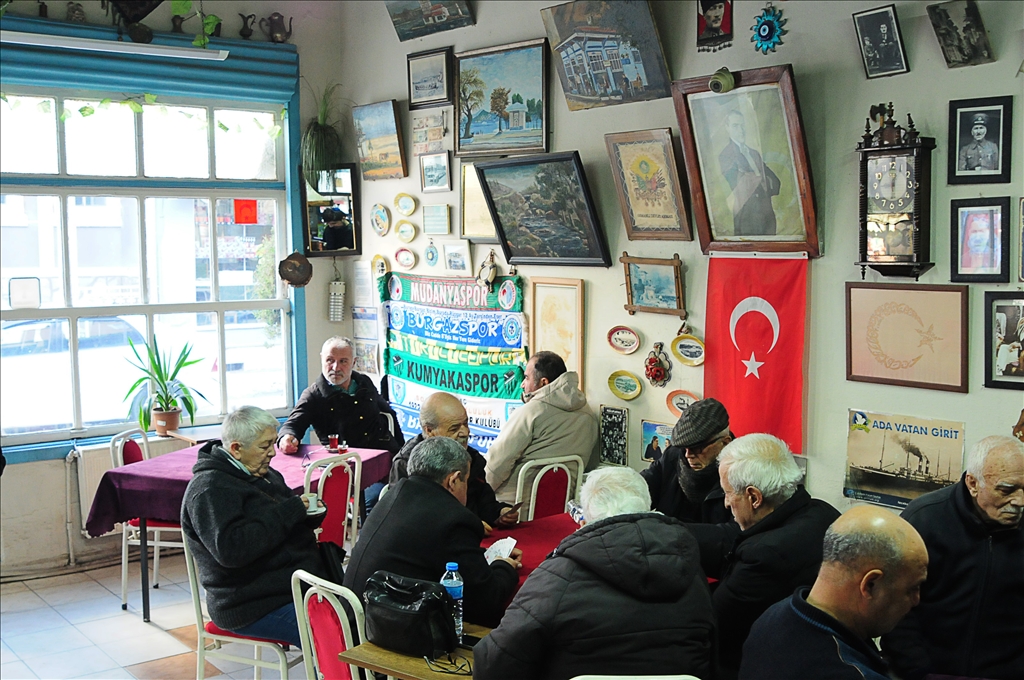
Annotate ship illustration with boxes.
[847,433,956,497]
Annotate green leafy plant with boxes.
[170,0,221,48]
[301,82,344,183]
[124,336,208,431]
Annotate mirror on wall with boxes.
[303,163,361,257]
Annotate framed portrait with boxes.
[385,1,473,42]
[408,47,453,111]
[456,38,548,157]
[529,277,584,389]
[985,291,1024,390]
[852,5,910,79]
[540,0,671,111]
[458,160,498,244]
[846,282,968,393]
[443,242,471,273]
[620,252,686,319]
[697,0,733,53]
[947,95,1012,185]
[476,151,611,267]
[352,100,406,181]
[600,405,628,466]
[420,151,451,193]
[423,204,450,235]
[301,164,361,258]
[641,420,673,463]
[926,0,994,68]
[605,129,691,241]
[949,196,1010,283]
[671,65,820,257]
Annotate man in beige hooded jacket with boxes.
[485,351,599,513]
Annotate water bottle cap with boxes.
[445,562,458,571]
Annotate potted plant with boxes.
[301,82,344,184]
[124,336,208,435]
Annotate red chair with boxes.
[292,569,366,680]
[515,455,585,521]
[303,453,362,549]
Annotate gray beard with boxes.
[678,457,720,501]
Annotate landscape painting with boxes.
[456,39,548,157]
[352,100,407,181]
[385,1,474,42]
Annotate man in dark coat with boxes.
[344,437,521,628]
[719,109,781,236]
[882,435,1024,680]
[181,406,326,647]
[474,467,715,680]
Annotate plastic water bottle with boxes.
[440,562,464,638]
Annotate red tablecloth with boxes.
[85,444,390,537]
[482,513,580,587]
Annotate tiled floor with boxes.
[0,555,303,679]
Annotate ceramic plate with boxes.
[607,325,641,354]
[671,334,706,366]
[371,254,390,278]
[608,370,643,400]
[666,389,701,418]
[395,247,417,269]
[396,220,417,243]
[370,204,391,236]
[395,193,417,216]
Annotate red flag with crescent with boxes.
[705,257,808,453]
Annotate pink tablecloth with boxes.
[85,444,390,537]
[482,513,579,587]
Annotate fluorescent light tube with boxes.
[0,30,229,61]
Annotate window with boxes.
[0,91,292,443]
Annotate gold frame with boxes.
[529,277,585,390]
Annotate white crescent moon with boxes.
[730,297,780,353]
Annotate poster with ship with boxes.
[845,409,964,509]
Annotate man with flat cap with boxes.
[958,112,999,172]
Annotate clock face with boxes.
[868,155,916,214]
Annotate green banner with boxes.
[379,272,524,312]
[388,330,527,367]
[384,346,524,400]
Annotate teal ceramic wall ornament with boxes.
[751,3,787,54]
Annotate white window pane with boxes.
[214,110,278,180]
[214,199,279,301]
[142,105,209,178]
[68,196,141,306]
[145,197,212,304]
[0,96,58,174]
[1,195,65,309]
[64,99,137,177]
[152,313,221,420]
[78,315,147,427]
[225,309,285,411]
[0,318,73,434]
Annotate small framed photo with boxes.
[408,46,454,110]
[641,420,673,463]
[947,96,1012,185]
[443,242,471,273]
[926,0,995,68]
[600,405,629,466]
[458,160,498,244]
[423,204,451,235]
[950,196,1010,283]
[529,277,584,388]
[619,252,686,319]
[985,291,1024,390]
[420,151,451,193]
[852,5,910,79]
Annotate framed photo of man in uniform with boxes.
[947,95,1012,185]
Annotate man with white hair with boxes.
[882,435,1024,680]
[474,467,716,680]
[707,433,840,679]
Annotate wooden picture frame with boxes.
[529,277,585,389]
[985,290,1024,390]
[947,95,1012,185]
[852,4,910,79]
[458,160,499,244]
[605,128,691,241]
[671,64,819,257]
[950,196,1010,283]
[846,282,968,393]
[300,164,361,258]
[619,252,686,320]
[420,151,451,193]
[408,46,454,110]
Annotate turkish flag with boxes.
[705,258,808,453]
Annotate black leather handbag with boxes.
[362,570,458,659]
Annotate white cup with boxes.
[301,492,320,514]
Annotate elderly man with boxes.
[344,437,521,627]
[389,392,517,528]
[181,406,325,646]
[741,506,928,680]
[957,112,999,172]
[485,351,598,509]
[474,467,715,680]
[882,435,1024,680]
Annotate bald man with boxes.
[740,506,927,680]
[389,392,518,529]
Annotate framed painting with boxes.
[352,100,407,181]
[620,252,686,319]
[852,5,910,79]
[476,151,611,267]
[671,64,820,257]
[926,0,994,68]
[408,47,454,110]
[947,95,1012,185]
[846,282,968,393]
[420,151,451,193]
[697,0,733,53]
[985,291,1024,390]
[301,163,361,258]
[385,1,474,42]
[458,160,499,244]
[600,405,628,466]
[540,0,671,111]
[456,38,548,157]
[530,277,584,390]
[950,196,1009,283]
[605,128,691,241]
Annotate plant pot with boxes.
[152,408,181,435]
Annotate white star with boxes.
[741,352,765,379]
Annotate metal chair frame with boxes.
[292,569,366,680]
[514,455,585,521]
[303,453,362,548]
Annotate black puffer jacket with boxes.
[473,513,716,680]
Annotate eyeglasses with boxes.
[424,654,472,675]
[686,435,727,455]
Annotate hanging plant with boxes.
[301,82,345,184]
[170,0,221,48]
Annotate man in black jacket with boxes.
[881,435,1024,680]
[344,437,521,628]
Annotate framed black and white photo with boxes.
[950,196,1010,283]
[420,151,451,193]
[926,0,995,68]
[985,291,1024,391]
[600,405,629,466]
[407,47,454,110]
[947,96,1012,185]
[852,5,910,79]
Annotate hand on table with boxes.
[481,520,493,537]
[495,507,519,527]
[278,434,299,453]
[497,548,523,570]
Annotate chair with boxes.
[377,483,390,501]
[182,539,303,680]
[292,569,366,680]
[515,455,585,521]
[109,428,183,609]
[304,453,362,549]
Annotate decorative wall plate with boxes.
[371,254,390,278]
[608,370,643,400]
[396,220,417,243]
[424,239,439,267]
[370,204,391,236]
[666,389,701,418]
[395,193,417,216]
[607,325,641,354]
[671,334,706,366]
[394,247,417,269]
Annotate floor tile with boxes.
[3,625,93,659]
[0,582,30,595]
[74,613,163,646]
[53,591,131,625]
[0,590,47,615]
[32,581,112,608]
[145,602,199,631]
[22,646,119,679]
[97,629,190,667]
[74,668,135,679]
[0,640,17,665]
[124,583,191,611]
[0,607,69,637]
[23,573,93,591]
[166,625,198,651]
[0,660,38,679]
[125,651,222,680]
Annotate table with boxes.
[338,623,491,680]
[482,512,579,587]
[85,444,391,621]
[164,424,224,446]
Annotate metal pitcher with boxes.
[259,12,293,43]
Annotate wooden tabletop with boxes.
[164,424,224,445]
[339,623,491,680]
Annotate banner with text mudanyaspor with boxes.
[379,272,523,312]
